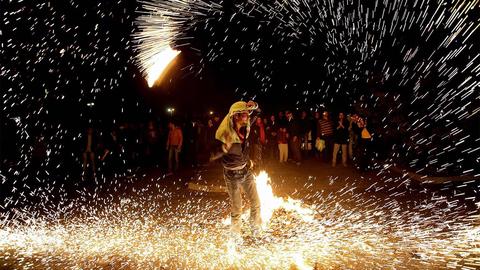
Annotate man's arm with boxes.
[209,131,233,162]
[166,132,170,150]
[209,141,231,161]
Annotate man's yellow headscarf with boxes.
[215,101,258,144]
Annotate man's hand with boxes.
[246,101,258,110]
[223,133,233,151]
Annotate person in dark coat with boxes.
[332,112,349,167]
[285,110,302,165]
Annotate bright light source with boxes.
[87,102,95,107]
[209,111,214,115]
[146,46,180,87]
[167,107,175,113]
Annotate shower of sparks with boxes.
[1,171,480,269]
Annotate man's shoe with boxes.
[230,230,243,246]
[251,227,264,238]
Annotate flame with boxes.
[291,253,313,270]
[223,170,315,227]
[255,171,315,226]
[145,46,180,87]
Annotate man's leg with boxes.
[89,152,96,176]
[327,137,334,161]
[288,140,293,162]
[278,144,282,162]
[332,143,340,167]
[284,144,289,162]
[174,147,180,171]
[341,144,348,166]
[321,138,328,162]
[296,139,302,162]
[348,135,354,160]
[242,171,261,232]
[292,140,301,163]
[280,144,287,162]
[224,171,242,234]
[168,147,173,173]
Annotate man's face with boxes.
[339,113,344,120]
[323,112,329,119]
[234,112,249,126]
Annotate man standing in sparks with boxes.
[210,100,262,238]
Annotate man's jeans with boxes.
[224,167,262,233]
[332,143,347,167]
[289,138,302,162]
[168,145,180,172]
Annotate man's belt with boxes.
[224,163,247,171]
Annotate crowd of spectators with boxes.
[73,108,375,179]
[3,101,476,183]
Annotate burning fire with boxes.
[145,46,180,87]
[224,170,315,228]
[256,171,315,225]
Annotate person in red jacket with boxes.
[166,121,183,175]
